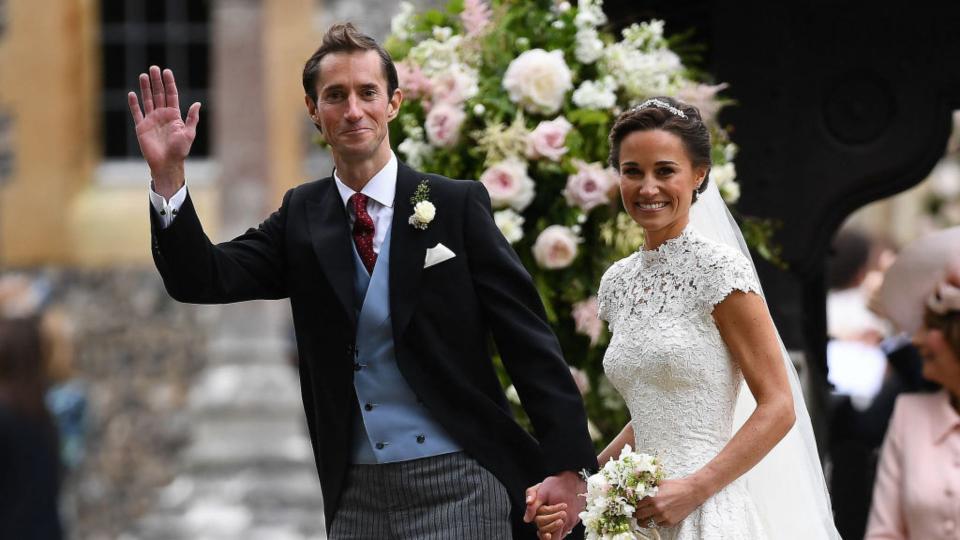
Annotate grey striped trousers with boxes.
[329,451,513,539]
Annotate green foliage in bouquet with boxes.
[379,0,781,447]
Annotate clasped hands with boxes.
[525,475,707,539]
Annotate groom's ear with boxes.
[387,88,403,121]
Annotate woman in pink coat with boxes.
[866,227,960,539]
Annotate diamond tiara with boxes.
[634,98,688,119]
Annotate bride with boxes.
[526,97,839,539]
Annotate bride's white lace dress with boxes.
[598,225,768,539]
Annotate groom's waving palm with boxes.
[127,65,201,200]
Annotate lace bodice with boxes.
[598,225,766,539]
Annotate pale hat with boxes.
[878,226,960,334]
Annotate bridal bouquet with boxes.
[580,445,665,540]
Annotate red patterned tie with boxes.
[350,193,377,274]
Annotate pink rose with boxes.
[572,296,603,346]
[532,225,579,269]
[431,65,479,105]
[396,60,433,100]
[479,158,535,211]
[563,160,618,212]
[526,117,573,162]
[425,102,466,148]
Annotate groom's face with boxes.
[307,50,402,163]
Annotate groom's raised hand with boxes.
[127,65,201,200]
[524,470,586,538]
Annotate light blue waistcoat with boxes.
[349,227,462,464]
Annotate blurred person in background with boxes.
[828,230,935,538]
[0,316,64,540]
[865,226,960,539]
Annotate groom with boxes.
[131,22,596,539]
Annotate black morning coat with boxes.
[150,162,598,538]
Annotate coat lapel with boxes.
[306,179,357,328]
[390,164,429,338]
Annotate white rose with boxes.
[479,158,536,211]
[526,116,573,161]
[502,49,573,115]
[532,225,579,269]
[494,209,525,244]
[413,201,436,224]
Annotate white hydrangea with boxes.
[432,26,454,42]
[572,77,617,110]
[575,27,605,64]
[407,35,464,76]
[602,45,682,99]
[494,209,526,244]
[574,0,607,29]
[621,20,667,50]
[397,138,434,169]
[389,2,416,40]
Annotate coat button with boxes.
[364,403,374,411]
[416,434,426,444]
[375,442,385,450]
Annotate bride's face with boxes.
[618,129,707,245]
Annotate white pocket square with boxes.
[424,243,456,269]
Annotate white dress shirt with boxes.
[148,152,398,256]
[333,152,396,255]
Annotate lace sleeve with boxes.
[597,257,630,328]
[699,244,762,310]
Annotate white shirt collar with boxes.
[333,152,397,209]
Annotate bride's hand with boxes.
[634,477,709,528]
[534,502,568,540]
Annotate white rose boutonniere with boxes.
[408,179,435,230]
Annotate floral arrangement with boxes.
[380,0,776,444]
[580,445,665,540]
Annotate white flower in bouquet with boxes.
[603,45,682,99]
[494,209,526,244]
[390,1,416,40]
[581,445,665,539]
[622,20,667,50]
[398,138,433,169]
[533,225,580,269]
[479,158,536,211]
[408,35,464,77]
[711,162,740,204]
[526,117,573,162]
[573,77,618,110]
[564,160,619,212]
[503,49,573,115]
[576,27,606,64]
[574,0,608,29]
[425,102,466,148]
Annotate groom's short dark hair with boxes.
[302,22,399,104]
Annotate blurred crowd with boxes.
[826,226,960,539]
[0,274,88,540]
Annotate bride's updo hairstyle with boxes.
[608,96,712,202]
